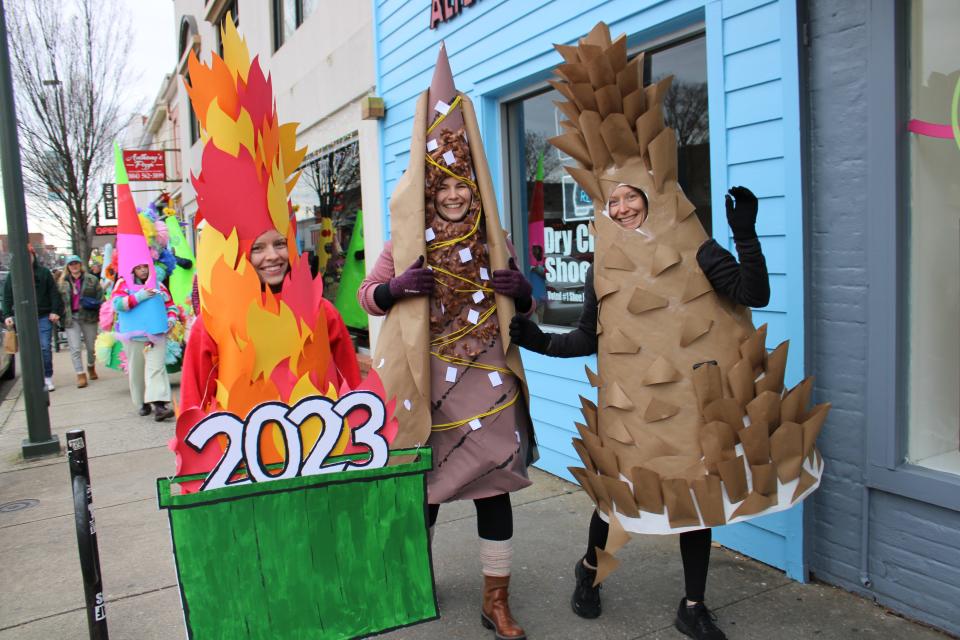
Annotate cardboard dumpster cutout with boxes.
[159,16,437,638]
[549,23,830,582]
[334,209,368,329]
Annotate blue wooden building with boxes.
[372,0,811,580]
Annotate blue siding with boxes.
[374,0,806,580]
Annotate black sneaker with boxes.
[674,598,727,640]
[153,402,174,422]
[571,558,601,619]
[138,403,153,416]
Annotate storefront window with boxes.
[905,0,960,475]
[506,33,710,327]
[288,136,368,346]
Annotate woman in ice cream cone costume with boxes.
[359,44,537,640]
[509,23,830,640]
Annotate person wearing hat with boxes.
[2,244,64,391]
[58,255,103,388]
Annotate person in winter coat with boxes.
[112,263,177,421]
[510,185,769,640]
[2,244,64,391]
[58,255,103,388]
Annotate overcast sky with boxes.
[0,0,177,249]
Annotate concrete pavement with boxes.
[0,350,952,639]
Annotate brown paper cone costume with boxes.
[373,44,536,503]
[552,23,830,569]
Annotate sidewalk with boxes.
[0,350,951,639]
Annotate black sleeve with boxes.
[1,277,12,319]
[50,273,65,316]
[545,264,599,357]
[373,283,396,312]
[696,236,770,308]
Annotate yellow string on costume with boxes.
[430,305,498,350]
[430,264,492,293]
[427,95,464,135]
[431,391,521,432]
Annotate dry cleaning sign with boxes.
[544,223,593,300]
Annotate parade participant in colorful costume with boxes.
[58,255,102,388]
[509,23,830,640]
[359,44,536,640]
[174,15,371,495]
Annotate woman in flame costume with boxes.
[510,23,830,640]
[173,17,371,494]
[359,44,536,640]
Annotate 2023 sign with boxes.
[186,392,388,492]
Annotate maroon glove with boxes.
[492,258,533,300]
[389,256,435,298]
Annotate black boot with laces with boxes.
[674,598,727,640]
[570,558,602,619]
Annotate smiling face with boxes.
[249,229,290,287]
[434,176,474,222]
[67,261,82,277]
[133,264,150,282]
[607,185,648,230]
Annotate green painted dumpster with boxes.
[157,448,437,639]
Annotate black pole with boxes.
[67,430,109,640]
[0,0,59,458]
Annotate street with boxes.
[0,351,950,639]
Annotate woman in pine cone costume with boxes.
[359,44,537,640]
[510,23,830,640]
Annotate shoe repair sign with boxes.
[122,150,166,181]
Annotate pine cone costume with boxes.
[551,23,830,577]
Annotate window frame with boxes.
[273,0,312,51]
[865,0,960,512]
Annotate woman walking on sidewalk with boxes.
[58,255,102,388]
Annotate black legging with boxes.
[428,492,513,541]
[584,510,712,602]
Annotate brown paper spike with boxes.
[595,85,623,119]
[549,132,593,168]
[676,190,697,222]
[579,396,599,432]
[756,340,789,395]
[572,83,599,112]
[593,273,620,300]
[576,421,601,450]
[572,439,596,473]
[553,99,581,125]
[692,475,726,527]
[585,53,616,87]
[781,376,811,424]
[569,467,599,505]
[717,456,748,502]
[751,463,777,496]
[630,466,665,513]
[680,315,713,347]
[681,270,714,302]
[600,113,640,165]
[727,358,756,408]
[627,287,668,314]
[547,79,578,106]
[642,355,681,386]
[617,56,642,99]
[704,398,746,432]
[651,243,682,276]
[770,421,804,483]
[564,166,604,203]
[691,361,723,414]
[802,403,831,458]
[594,548,621,585]
[604,243,636,271]
[582,21,612,48]
[731,491,776,519]
[604,416,634,444]
[556,63,591,84]
[662,478,701,528]
[635,107,665,157]
[700,421,737,474]
[649,127,678,192]
[747,391,782,433]
[605,33,628,73]
[602,476,641,518]
[792,468,818,502]
[603,381,635,410]
[607,328,641,354]
[623,89,645,126]
[577,43,604,62]
[739,423,771,466]
[739,324,768,374]
[643,397,680,422]
[579,111,613,169]
[593,446,620,480]
[646,74,674,106]
[585,364,603,388]
[554,43,581,63]
[605,509,632,554]
[559,119,578,132]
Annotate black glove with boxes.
[175,256,193,269]
[509,314,550,354]
[724,186,758,239]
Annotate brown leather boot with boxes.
[481,575,525,640]
[76,373,88,389]
[87,365,98,380]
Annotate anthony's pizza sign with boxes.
[429,0,481,29]
[122,150,166,181]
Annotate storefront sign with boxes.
[429,0,480,29]
[543,223,593,299]
[122,150,166,181]
[102,183,115,220]
[94,225,117,237]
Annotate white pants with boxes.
[126,338,171,407]
[65,321,98,373]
